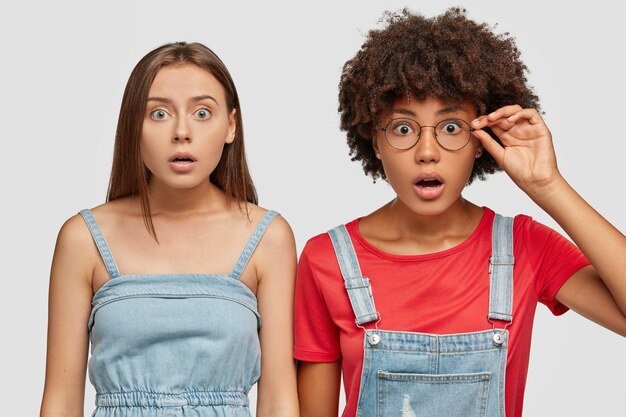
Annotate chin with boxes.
[410,206,450,217]
[154,176,209,191]
[399,195,458,217]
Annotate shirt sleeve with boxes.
[294,238,342,362]
[521,217,591,315]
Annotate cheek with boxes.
[451,156,478,190]
[139,135,165,171]
[196,123,230,153]
[379,156,410,188]
[140,121,164,154]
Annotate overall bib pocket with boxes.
[376,370,491,417]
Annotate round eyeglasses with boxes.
[380,117,474,151]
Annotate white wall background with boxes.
[1,0,624,415]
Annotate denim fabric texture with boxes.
[79,209,279,417]
[328,214,514,417]
[328,226,379,325]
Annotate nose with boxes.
[414,126,440,163]
[173,116,191,142]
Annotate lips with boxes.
[413,172,445,200]
[416,178,442,187]
[169,152,197,163]
[169,152,197,173]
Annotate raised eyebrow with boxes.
[436,105,468,116]
[391,108,417,117]
[392,106,467,117]
[191,95,219,105]
[390,106,467,118]
[146,96,171,104]
[146,95,219,105]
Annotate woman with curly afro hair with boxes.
[294,7,626,417]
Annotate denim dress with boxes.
[327,214,514,417]
[79,209,279,417]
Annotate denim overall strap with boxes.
[328,225,379,325]
[488,214,515,323]
[79,209,121,279]
[229,210,279,280]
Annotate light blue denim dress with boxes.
[328,214,514,417]
[79,209,279,417]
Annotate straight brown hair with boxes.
[107,42,257,240]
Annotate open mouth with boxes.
[172,157,194,164]
[169,152,197,164]
[415,178,442,188]
[413,174,445,200]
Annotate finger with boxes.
[473,124,509,144]
[489,125,507,140]
[487,105,523,122]
[507,108,543,125]
[473,110,519,131]
[470,115,491,130]
[472,117,516,134]
[471,129,504,167]
[489,117,516,131]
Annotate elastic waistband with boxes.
[96,391,249,407]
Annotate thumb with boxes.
[472,129,504,167]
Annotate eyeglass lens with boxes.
[385,118,471,150]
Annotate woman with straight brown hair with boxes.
[40,42,298,417]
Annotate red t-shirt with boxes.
[294,208,590,417]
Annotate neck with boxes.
[146,180,229,215]
[383,197,481,238]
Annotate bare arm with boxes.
[297,361,341,417]
[255,215,299,417]
[472,106,626,336]
[40,215,96,417]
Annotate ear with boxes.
[475,145,484,159]
[225,108,237,144]
[372,136,382,160]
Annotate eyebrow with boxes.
[392,105,468,117]
[146,95,219,105]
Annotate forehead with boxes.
[149,63,227,103]
[387,95,476,119]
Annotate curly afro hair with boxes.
[338,7,540,183]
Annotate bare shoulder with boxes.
[243,205,296,274]
[51,212,98,290]
[88,197,140,227]
[56,212,94,253]
[250,205,295,252]
[54,198,135,279]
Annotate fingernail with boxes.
[471,119,479,126]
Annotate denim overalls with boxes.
[328,214,514,417]
[79,208,279,417]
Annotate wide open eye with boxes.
[150,109,170,120]
[390,119,417,136]
[436,118,471,150]
[438,119,465,136]
[193,108,211,120]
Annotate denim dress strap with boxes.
[79,209,121,279]
[229,210,279,280]
[488,214,515,323]
[328,225,379,326]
